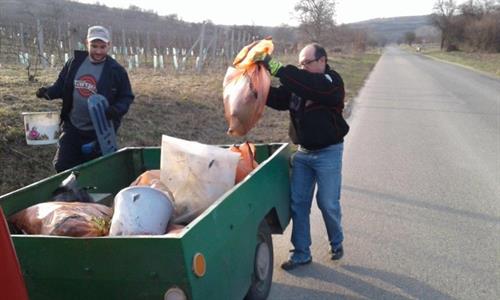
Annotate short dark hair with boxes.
[308,43,327,61]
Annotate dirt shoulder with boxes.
[403,45,500,78]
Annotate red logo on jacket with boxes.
[74,74,97,97]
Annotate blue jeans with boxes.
[289,143,344,262]
[53,121,99,172]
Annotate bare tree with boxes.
[294,0,336,44]
[432,0,458,50]
[404,31,417,46]
[331,25,369,51]
[460,0,486,19]
[461,0,500,51]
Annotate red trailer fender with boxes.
[0,207,29,300]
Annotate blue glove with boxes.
[81,141,97,155]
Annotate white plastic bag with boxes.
[160,135,240,224]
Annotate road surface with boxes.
[269,46,500,300]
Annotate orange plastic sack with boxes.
[230,142,259,183]
[130,170,161,186]
[223,39,274,136]
[9,202,113,237]
[130,170,175,201]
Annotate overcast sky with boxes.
[73,0,468,26]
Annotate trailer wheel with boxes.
[245,220,273,300]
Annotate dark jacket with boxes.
[46,50,134,129]
[266,64,349,150]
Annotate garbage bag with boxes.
[52,171,94,202]
[160,135,240,224]
[130,170,175,201]
[223,39,274,136]
[230,142,258,184]
[166,223,185,235]
[9,202,113,237]
[130,170,162,186]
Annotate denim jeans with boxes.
[53,121,99,172]
[289,143,344,262]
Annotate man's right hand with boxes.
[36,87,49,99]
[253,54,283,77]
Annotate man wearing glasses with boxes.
[257,43,349,270]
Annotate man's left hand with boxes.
[105,106,120,120]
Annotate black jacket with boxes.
[46,50,134,129]
[266,64,349,150]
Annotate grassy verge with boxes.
[0,50,380,194]
[403,44,500,78]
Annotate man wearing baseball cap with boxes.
[35,25,134,172]
[87,26,110,42]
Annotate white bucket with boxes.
[109,186,175,236]
[22,111,60,145]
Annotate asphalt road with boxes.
[268,46,500,300]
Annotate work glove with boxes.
[36,87,49,99]
[252,53,283,77]
[81,141,98,156]
[105,105,120,121]
[267,58,284,77]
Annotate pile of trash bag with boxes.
[9,137,259,237]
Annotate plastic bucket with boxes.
[109,186,175,236]
[21,112,60,145]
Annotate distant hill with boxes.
[0,0,297,54]
[348,15,438,43]
[0,0,437,56]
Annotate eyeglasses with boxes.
[299,57,322,67]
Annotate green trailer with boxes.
[0,143,291,300]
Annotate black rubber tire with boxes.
[244,220,273,300]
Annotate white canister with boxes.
[109,186,174,236]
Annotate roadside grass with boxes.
[0,50,380,194]
[331,51,382,110]
[402,44,500,78]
